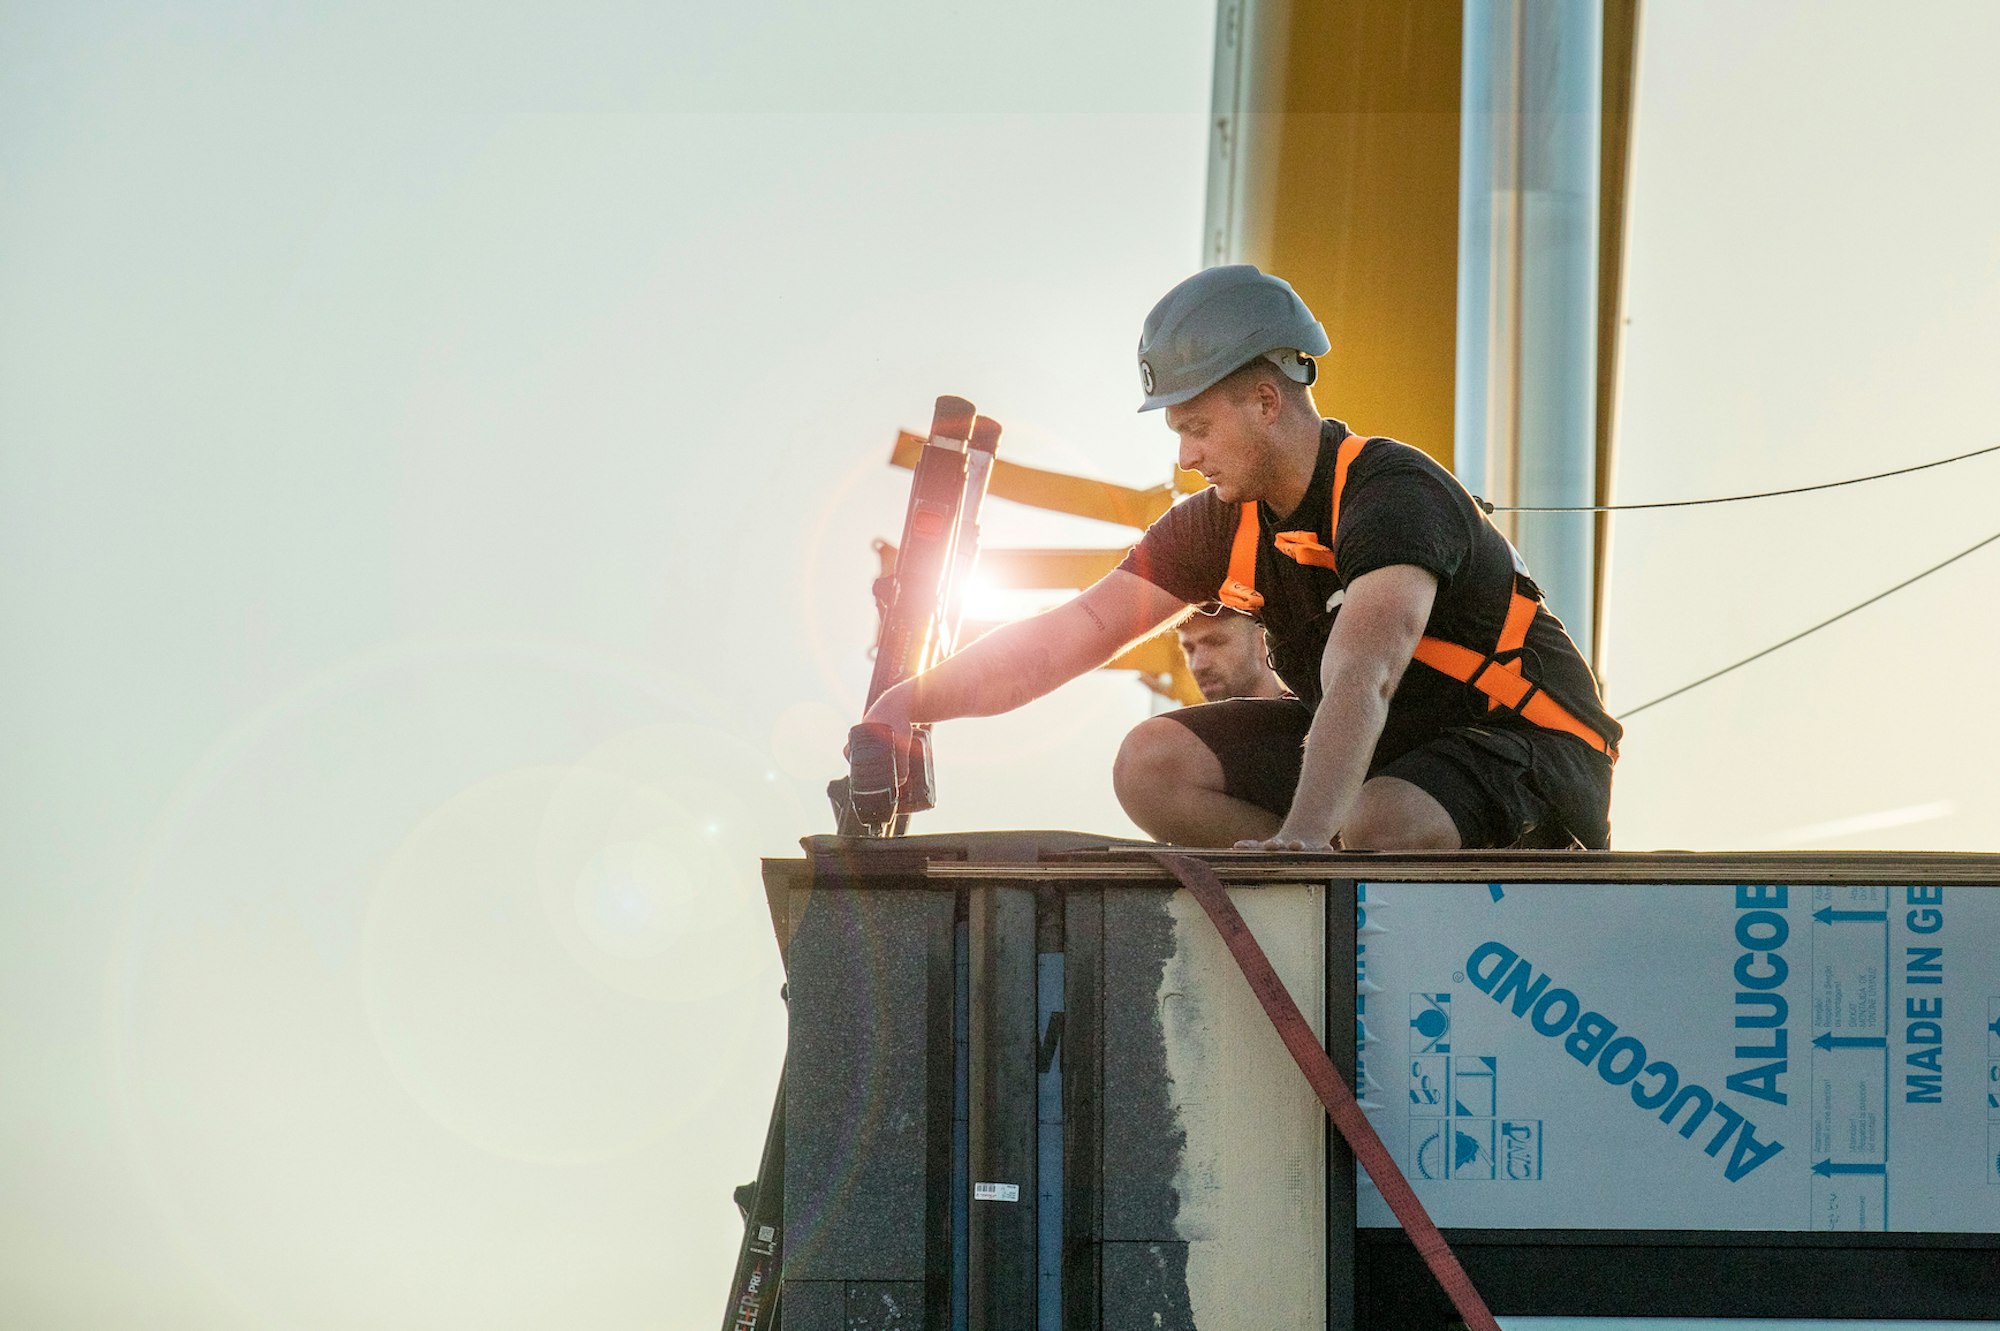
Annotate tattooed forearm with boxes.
[967,637,1059,713]
[907,577,1175,723]
[914,622,1065,719]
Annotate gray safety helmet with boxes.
[1135,264,1331,412]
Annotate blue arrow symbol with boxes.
[1813,907,1887,924]
[1813,1032,1887,1050]
[1988,1014,2000,1040]
[1812,1159,1887,1177]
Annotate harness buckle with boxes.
[1466,655,1539,716]
[1220,579,1264,612]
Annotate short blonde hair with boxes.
[1214,356,1309,405]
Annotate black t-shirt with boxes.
[1117,419,1622,770]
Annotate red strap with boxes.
[1146,850,1502,1331]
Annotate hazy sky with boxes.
[3,2,1997,1328]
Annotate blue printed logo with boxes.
[1411,993,1452,1054]
[1410,1056,1447,1114]
[1500,1119,1544,1181]
[1453,1056,1498,1117]
[1414,1122,1494,1181]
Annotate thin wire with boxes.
[1478,441,2000,514]
[1620,525,2000,720]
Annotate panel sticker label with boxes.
[1355,880,2000,1233]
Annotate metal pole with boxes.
[1455,0,1604,658]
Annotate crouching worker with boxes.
[862,266,1621,850]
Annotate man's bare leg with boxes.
[1343,776,1461,850]
[1112,716,1282,846]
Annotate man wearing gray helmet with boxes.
[863,265,1619,850]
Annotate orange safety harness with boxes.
[1216,433,1617,759]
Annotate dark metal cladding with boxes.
[776,1280,844,1331]
[777,1281,926,1331]
[784,880,955,1317]
[1098,888,1195,1326]
[1326,881,1360,1331]
[1099,1242,1196,1331]
[1060,887,1104,1331]
[1356,1230,2000,1328]
[843,1282,926,1329]
[968,885,1039,1327]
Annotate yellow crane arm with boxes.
[890,431,1203,531]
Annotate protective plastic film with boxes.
[1355,881,2000,1232]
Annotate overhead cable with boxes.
[1619,525,2000,720]
[1478,441,2000,514]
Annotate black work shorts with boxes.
[1160,697,1614,849]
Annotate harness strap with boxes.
[1273,431,1369,569]
[1145,850,1502,1331]
[1327,430,1368,544]
[1412,637,1615,756]
[1476,587,1547,712]
[1496,587,1538,656]
[1220,501,1264,610]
